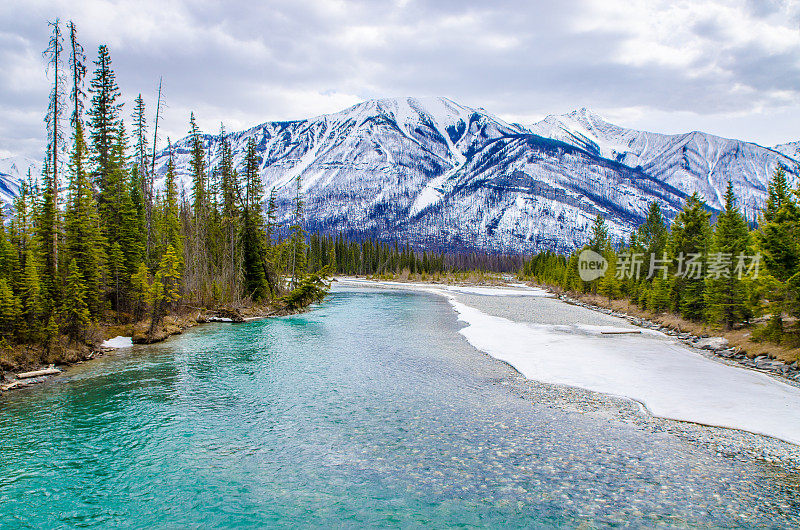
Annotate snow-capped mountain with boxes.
[3,98,797,252]
[530,107,797,219]
[0,156,38,207]
[774,140,800,160]
[154,97,691,252]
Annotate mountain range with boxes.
[3,97,798,253]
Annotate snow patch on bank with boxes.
[101,336,133,349]
[449,299,800,446]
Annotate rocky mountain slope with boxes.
[3,98,797,252]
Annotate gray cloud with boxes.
[1,0,799,162]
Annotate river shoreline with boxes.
[0,303,310,395]
[334,276,800,469]
[5,276,800,470]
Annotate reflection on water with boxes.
[0,288,799,527]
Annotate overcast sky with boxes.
[2,0,800,161]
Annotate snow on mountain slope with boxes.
[2,98,793,252]
[530,108,798,218]
[774,140,800,160]
[0,156,38,206]
[153,97,686,252]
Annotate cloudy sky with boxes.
[2,0,800,161]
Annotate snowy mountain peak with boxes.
[2,97,798,253]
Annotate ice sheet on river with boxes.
[449,300,800,446]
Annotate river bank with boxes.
[0,302,310,394]
[335,277,800,469]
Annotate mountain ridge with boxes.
[2,97,797,253]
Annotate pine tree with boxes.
[637,202,668,257]
[19,250,43,340]
[148,245,181,335]
[130,262,150,321]
[217,127,241,299]
[706,182,752,329]
[0,278,20,340]
[161,141,183,260]
[588,214,609,252]
[757,165,800,336]
[188,113,206,216]
[670,193,711,320]
[759,165,799,282]
[37,154,60,304]
[240,137,268,300]
[61,259,90,343]
[132,94,153,261]
[65,118,106,315]
[43,19,66,275]
[289,174,307,288]
[88,44,123,215]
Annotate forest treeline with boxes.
[304,233,524,276]
[522,166,800,346]
[0,21,327,362]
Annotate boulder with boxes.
[696,337,729,351]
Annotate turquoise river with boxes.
[1,287,799,527]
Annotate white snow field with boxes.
[450,299,800,446]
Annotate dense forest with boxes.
[522,167,800,348]
[0,21,331,365]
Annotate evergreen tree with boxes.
[61,259,90,343]
[758,165,800,334]
[148,245,181,335]
[289,174,307,287]
[188,113,206,216]
[88,44,123,214]
[37,155,60,304]
[65,119,106,315]
[637,202,668,257]
[706,182,752,328]
[670,193,712,320]
[588,214,609,252]
[43,19,66,274]
[0,278,21,340]
[240,137,268,299]
[161,141,183,260]
[759,165,799,282]
[130,262,150,321]
[19,250,43,341]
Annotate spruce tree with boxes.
[588,214,609,252]
[65,119,106,315]
[148,245,181,334]
[670,193,711,320]
[130,262,150,322]
[240,137,268,299]
[88,44,123,214]
[706,182,752,328]
[43,19,66,274]
[289,174,307,288]
[758,165,800,335]
[61,259,90,343]
[161,141,183,261]
[19,250,43,341]
[0,278,21,340]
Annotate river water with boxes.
[1,287,799,527]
